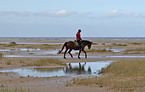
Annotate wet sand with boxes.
[0,38,145,92]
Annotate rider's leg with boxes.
[77,40,81,50]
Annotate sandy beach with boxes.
[0,38,145,92]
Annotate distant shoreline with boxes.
[0,37,145,40]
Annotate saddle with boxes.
[74,40,81,47]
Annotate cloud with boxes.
[38,10,77,17]
[106,10,145,18]
[0,10,76,17]
[78,11,97,19]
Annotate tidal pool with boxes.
[0,61,112,77]
[0,48,40,52]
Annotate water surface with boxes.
[0,61,112,77]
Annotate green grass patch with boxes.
[130,42,143,45]
[0,53,2,58]
[71,60,145,91]
[92,43,98,45]
[100,60,145,77]
[0,88,30,92]
[6,60,12,65]
[34,58,66,66]
[112,43,127,46]
[86,49,112,52]
[102,43,105,45]
[6,42,17,47]
[124,48,145,52]
[41,44,61,49]
[123,52,141,54]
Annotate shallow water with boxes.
[0,61,112,77]
[0,48,40,52]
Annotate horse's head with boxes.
[87,41,92,49]
[81,40,93,49]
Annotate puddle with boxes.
[35,49,59,55]
[0,48,40,52]
[0,61,112,77]
[0,49,11,51]
[18,48,40,51]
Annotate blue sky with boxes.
[0,0,145,37]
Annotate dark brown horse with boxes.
[58,40,92,59]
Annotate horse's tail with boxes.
[58,42,67,54]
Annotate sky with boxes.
[0,0,145,37]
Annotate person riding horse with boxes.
[58,29,92,59]
[76,29,82,50]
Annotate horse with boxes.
[58,40,92,59]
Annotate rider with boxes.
[76,29,82,50]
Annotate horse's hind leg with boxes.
[64,49,68,59]
[68,49,73,58]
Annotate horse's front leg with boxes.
[82,50,87,58]
[78,50,82,59]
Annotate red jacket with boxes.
[76,32,82,40]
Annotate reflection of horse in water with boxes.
[65,62,91,74]
[58,40,92,59]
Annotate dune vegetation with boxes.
[71,59,145,91]
[86,49,112,53]
[33,58,66,66]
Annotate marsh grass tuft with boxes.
[0,88,30,92]
[6,61,12,65]
[112,43,127,46]
[41,44,61,49]
[86,49,112,52]
[0,53,3,58]
[6,42,17,47]
[102,43,105,45]
[71,60,145,91]
[130,42,143,45]
[34,58,66,66]
[92,43,98,45]
[125,48,145,52]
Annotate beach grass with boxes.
[5,60,12,65]
[92,43,98,45]
[124,48,145,52]
[112,43,127,46]
[130,42,143,45]
[6,42,17,47]
[0,53,2,57]
[0,58,66,69]
[86,49,112,52]
[33,58,66,66]
[0,88,30,92]
[41,44,61,49]
[71,60,145,91]
[1,43,61,50]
